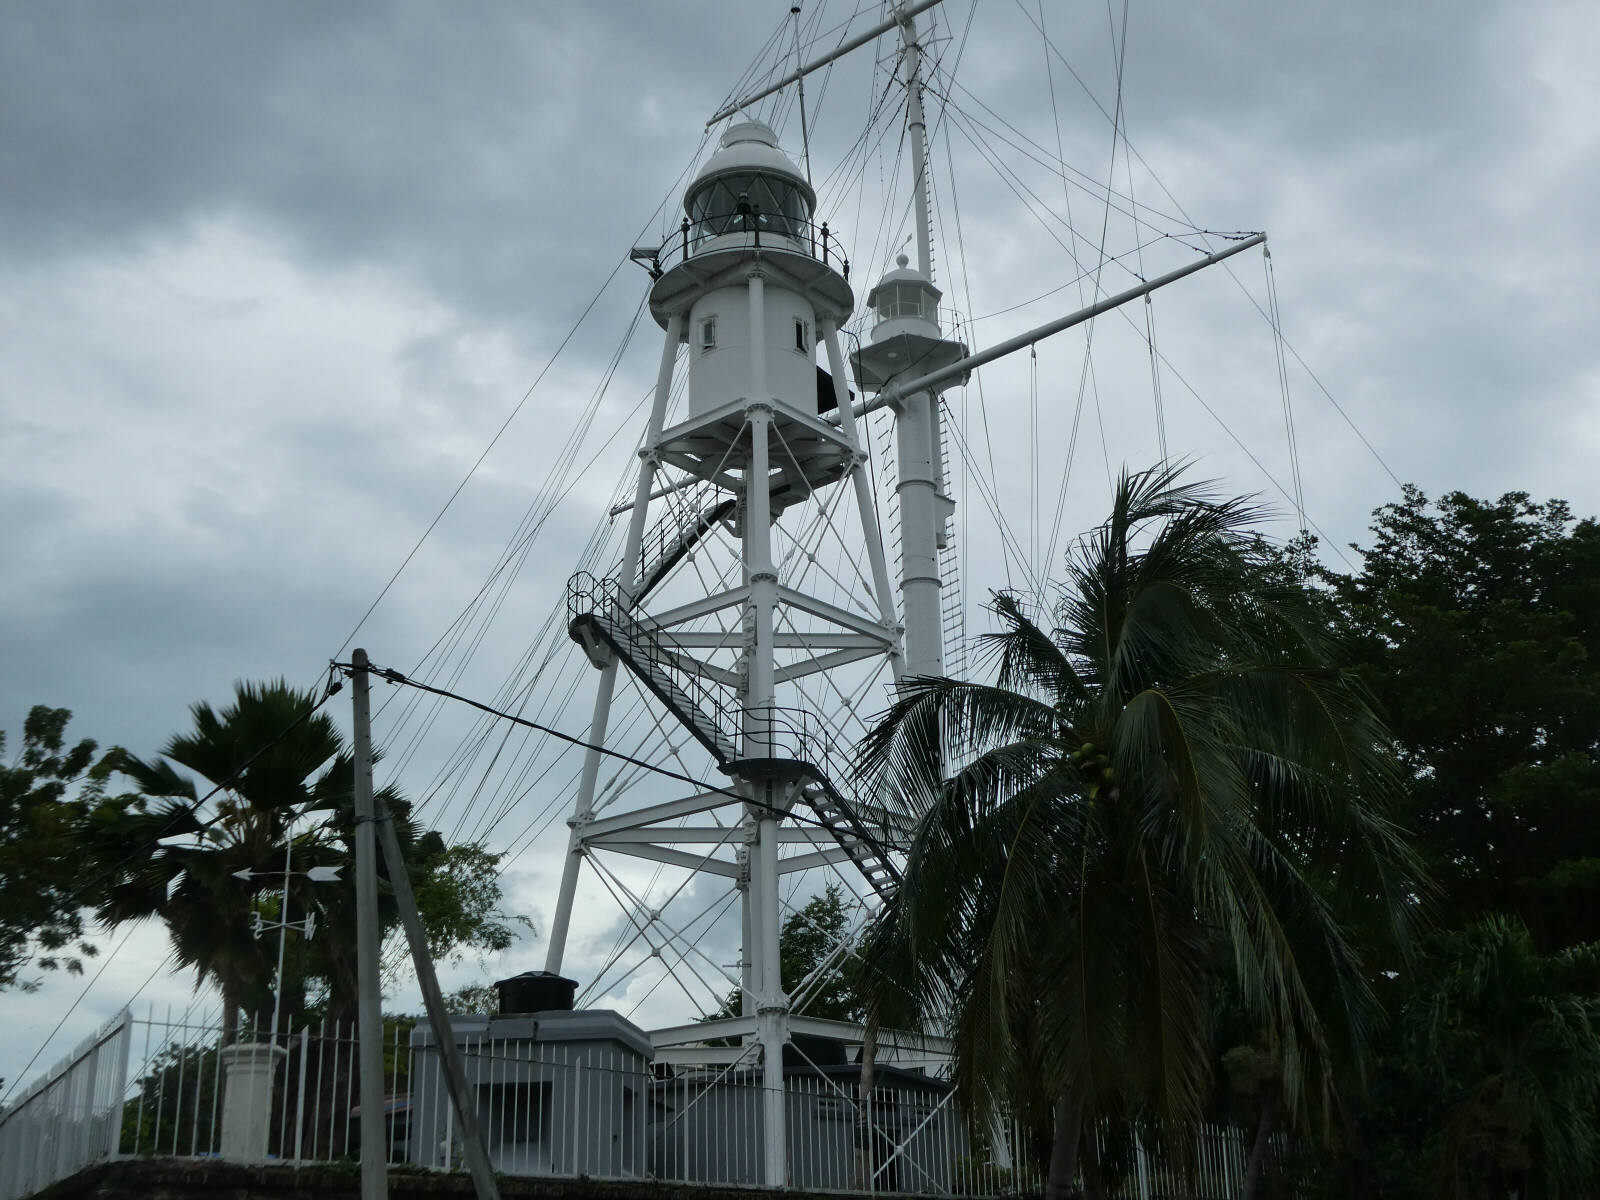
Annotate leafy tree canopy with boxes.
[90,680,531,1035]
[1325,486,1600,951]
[856,466,1422,1199]
[0,706,118,991]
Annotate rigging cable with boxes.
[1106,0,1170,465]
[1011,0,1401,491]
[1264,244,1307,531]
[791,5,813,187]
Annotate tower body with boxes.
[546,120,906,1186]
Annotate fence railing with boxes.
[0,1009,131,1200]
[1,1010,1287,1199]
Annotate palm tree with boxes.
[94,680,350,1043]
[855,465,1422,1199]
[95,679,494,1045]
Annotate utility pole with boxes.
[351,649,388,1200]
[350,650,500,1200]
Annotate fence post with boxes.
[218,1043,287,1161]
[105,1009,133,1160]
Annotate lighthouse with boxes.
[546,118,906,1185]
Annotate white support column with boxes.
[898,7,933,279]
[742,400,787,1186]
[625,313,687,595]
[738,842,755,1019]
[545,314,683,976]
[821,321,903,682]
[895,5,945,681]
[756,800,786,1187]
[897,387,944,679]
[747,270,767,405]
[218,1043,287,1162]
[543,668,615,975]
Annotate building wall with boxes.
[408,1014,650,1179]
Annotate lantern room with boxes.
[853,255,967,391]
[684,120,816,249]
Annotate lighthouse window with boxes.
[700,318,717,352]
[878,284,925,320]
[688,172,811,241]
[794,320,808,351]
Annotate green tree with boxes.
[856,466,1421,1200]
[1305,486,1600,1197]
[0,707,115,991]
[1325,486,1600,953]
[1333,918,1600,1199]
[708,883,865,1022]
[92,681,354,1041]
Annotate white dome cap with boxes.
[686,118,815,213]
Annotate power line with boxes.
[332,659,865,838]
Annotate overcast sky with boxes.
[4,0,1597,1093]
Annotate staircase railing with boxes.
[622,482,736,607]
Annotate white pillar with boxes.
[821,321,903,680]
[543,666,615,975]
[218,1042,287,1162]
[897,388,944,679]
[748,271,767,405]
[742,401,787,1186]
[894,4,946,682]
[899,8,933,279]
[756,802,786,1187]
[738,842,756,1020]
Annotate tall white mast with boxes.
[856,4,966,681]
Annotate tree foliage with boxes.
[1327,486,1600,951]
[709,883,865,1023]
[0,706,115,991]
[1310,487,1600,1196]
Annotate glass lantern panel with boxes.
[688,172,812,242]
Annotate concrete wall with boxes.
[408,1011,651,1179]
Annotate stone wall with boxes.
[29,1159,895,1200]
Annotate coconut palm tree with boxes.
[854,465,1422,1199]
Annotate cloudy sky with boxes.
[4,0,1597,1093]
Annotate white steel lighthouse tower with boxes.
[543,119,919,1185]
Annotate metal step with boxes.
[801,779,903,901]
[571,604,740,765]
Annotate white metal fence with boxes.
[0,1009,131,1200]
[0,1011,1285,1199]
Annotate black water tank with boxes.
[494,970,578,1015]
